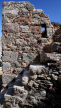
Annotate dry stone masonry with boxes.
[1,1,61,108]
[2,1,53,85]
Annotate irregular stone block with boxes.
[29,64,47,74]
[32,9,43,14]
[40,53,61,63]
[21,25,31,33]
[13,86,28,101]
[2,74,17,86]
[4,94,19,108]
[32,14,41,19]
[23,53,38,62]
[26,2,34,10]
[14,68,23,74]
[46,53,61,61]
[2,51,18,62]
[16,39,27,45]
[2,9,19,15]
[3,23,20,33]
[3,62,11,73]
[22,70,30,85]
[47,27,53,37]
[21,8,28,15]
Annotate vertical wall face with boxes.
[2,2,53,85]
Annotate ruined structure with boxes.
[1,1,61,108]
[2,1,53,85]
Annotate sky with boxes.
[0,0,61,36]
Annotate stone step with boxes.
[40,53,61,63]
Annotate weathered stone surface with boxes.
[2,2,53,83]
[21,25,31,33]
[40,53,61,63]
[2,2,61,108]
[16,39,27,45]
[46,53,61,61]
[32,9,43,14]
[22,70,30,85]
[3,23,20,33]
[23,53,38,62]
[26,2,34,10]
[2,74,17,85]
[14,86,28,101]
[3,62,11,73]
[29,64,47,75]
[44,42,61,53]
[2,51,18,62]
[21,8,29,15]
[32,14,41,19]
[2,9,19,15]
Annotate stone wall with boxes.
[2,2,53,85]
[1,2,61,108]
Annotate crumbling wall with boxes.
[1,2,61,108]
[2,2,53,85]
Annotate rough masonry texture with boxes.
[1,1,61,108]
[2,1,53,85]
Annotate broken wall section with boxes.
[2,2,53,85]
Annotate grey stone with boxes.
[32,9,43,14]
[21,25,31,33]
[40,53,49,63]
[21,8,28,15]
[52,74,58,80]
[2,74,17,86]
[29,39,37,45]
[13,86,28,101]
[29,64,47,74]
[26,2,34,10]
[22,70,30,85]
[11,61,21,68]
[47,27,53,37]
[22,46,30,51]
[41,90,46,97]
[7,45,17,51]
[16,39,27,45]
[2,9,19,15]
[46,53,61,62]
[23,53,38,62]
[30,96,37,104]
[3,62,11,73]
[40,53,61,63]
[4,94,17,107]
[3,23,20,33]
[2,51,18,62]
[14,68,23,74]
[31,19,39,25]
[32,14,41,19]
